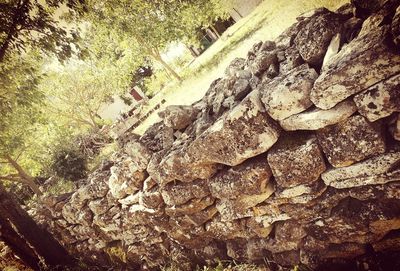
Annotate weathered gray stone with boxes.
[322,151,400,188]
[259,40,276,52]
[311,15,400,109]
[231,79,251,101]
[155,147,219,184]
[279,46,304,75]
[225,57,246,76]
[165,196,215,216]
[294,11,343,65]
[216,182,274,221]
[163,105,199,130]
[124,139,152,170]
[249,51,278,76]
[280,99,357,131]
[394,114,400,140]
[316,115,386,167]
[205,215,250,240]
[139,190,163,209]
[260,64,318,120]
[160,179,209,206]
[187,90,280,167]
[108,163,146,199]
[353,73,400,122]
[139,122,174,152]
[208,155,272,199]
[322,33,341,69]
[267,134,326,188]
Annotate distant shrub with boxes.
[51,147,88,182]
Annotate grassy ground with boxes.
[134,0,349,135]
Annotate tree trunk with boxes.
[0,216,41,270]
[0,184,75,267]
[5,155,42,196]
[210,25,221,39]
[154,53,182,82]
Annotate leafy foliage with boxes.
[0,0,85,62]
[50,146,87,182]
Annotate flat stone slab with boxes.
[280,99,357,131]
[353,73,400,122]
[321,151,400,188]
[316,115,386,167]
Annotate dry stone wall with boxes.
[34,1,400,270]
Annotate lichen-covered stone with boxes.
[267,134,326,188]
[249,51,278,76]
[225,57,246,76]
[353,73,400,122]
[260,64,318,120]
[187,90,280,167]
[108,164,146,199]
[280,99,357,131]
[160,180,209,206]
[208,155,272,199]
[163,105,199,130]
[321,151,400,188]
[139,121,174,152]
[316,115,386,167]
[311,15,400,109]
[294,11,343,65]
[279,46,304,75]
[216,182,274,221]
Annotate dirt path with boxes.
[134,0,348,134]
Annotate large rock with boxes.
[267,134,326,188]
[294,10,343,65]
[321,151,400,188]
[208,155,272,199]
[316,115,386,167]
[353,73,400,122]
[280,99,357,131]
[311,14,400,109]
[108,162,146,199]
[163,105,199,130]
[260,64,318,120]
[249,51,278,76]
[160,180,209,206]
[187,90,280,167]
[155,147,219,184]
[216,182,275,221]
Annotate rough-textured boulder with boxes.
[187,90,280,167]
[260,64,318,120]
[208,155,272,199]
[163,105,199,130]
[267,134,326,188]
[249,51,278,76]
[316,115,386,167]
[294,10,344,65]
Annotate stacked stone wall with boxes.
[34,1,400,270]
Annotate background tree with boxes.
[0,51,45,195]
[81,0,229,81]
[0,0,85,62]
